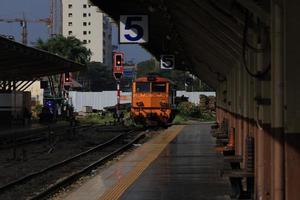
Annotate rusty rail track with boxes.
[0,124,132,150]
[0,129,146,200]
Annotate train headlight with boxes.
[136,102,144,107]
[160,102,168,108]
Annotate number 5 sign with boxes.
[120,15,149,43]
[160,55,175,70]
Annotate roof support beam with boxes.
[170,1,242,57]
[191,0,243,38]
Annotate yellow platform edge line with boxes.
[99,125,185,200]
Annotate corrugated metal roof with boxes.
[0,36,85,80]
[90,0,265,89]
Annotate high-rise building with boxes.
[62,0,112,66]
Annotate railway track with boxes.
[0,129,146,200]
[0,124,132,150]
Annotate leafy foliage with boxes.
[36,35,92,64]
[78,113,114,124]
[78,62,116,91]
[136,59,213,91]
[177,102,202,118]
[175,102,215,123]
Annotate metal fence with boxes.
[69,91,215,112]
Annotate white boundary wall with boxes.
[69,91,215,112]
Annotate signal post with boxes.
[113,52,124,122]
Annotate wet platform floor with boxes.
[119,124,231,200]
[59,124,231,200]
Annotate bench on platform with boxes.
[222,169,254,178]
[223,155,243,163]
[221,153,254,199]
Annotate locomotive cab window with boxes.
[136,82,150,93]
[152,83,166,92]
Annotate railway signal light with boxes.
[114,52,123,68]
[113,52,124,80]
[64,72,71,82]
[116,55,122,66]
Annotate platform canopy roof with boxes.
[91,0,270,88]
[0,36,85,81]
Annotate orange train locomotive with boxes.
[131,75,177,126]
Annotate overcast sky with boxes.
[0,0,151,63]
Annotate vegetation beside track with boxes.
[77,104,215,126]
[77,113,114,125]
[77,111,135,127]
[173,102,215,124]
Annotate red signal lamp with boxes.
[64,72,71,82]
[113,52,124,80]
[115,54,123,67]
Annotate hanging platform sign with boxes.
[119,15,149,43]
[160,55,175,70]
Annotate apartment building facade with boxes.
[62,0,112,66]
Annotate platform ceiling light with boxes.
[166,35,172,40]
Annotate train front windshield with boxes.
[135,82,167,93]
[152,83,166,92]
[136,82,151,92]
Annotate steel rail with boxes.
[0,129,136,193]
[30,131,145,200]
[0,125,132,150]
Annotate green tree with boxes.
[78,62,116,91]
[136,58,158,76]
[136,59,214,91]
[35,35,92,98]
[36,35,91,64]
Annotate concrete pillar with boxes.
[282,1,300,199]
[271,1,285,199]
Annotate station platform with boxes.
[58,123,232,200]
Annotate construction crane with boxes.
[0,15,52,45]
[0,0,61,45]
